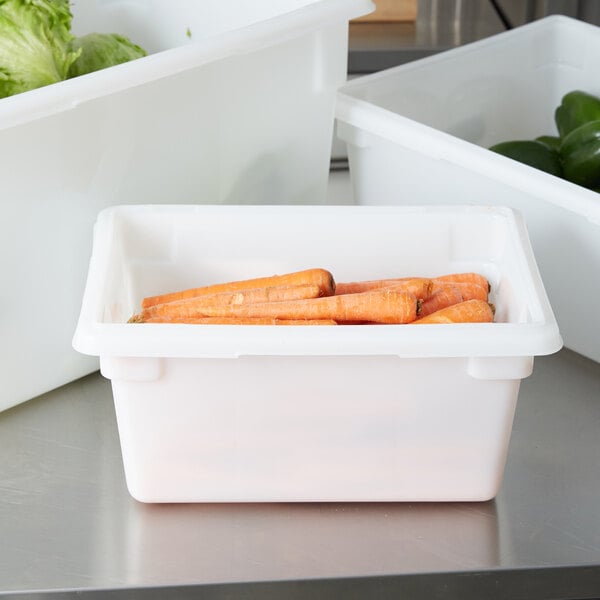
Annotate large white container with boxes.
[336,15,600,363]
[0,0,373,412]
[73,204,561,503]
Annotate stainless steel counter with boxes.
[1,339,600,597]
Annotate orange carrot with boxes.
[140,316,338,325]
[418,286,463,317]
[412,299,495,324]
[335,277,433,300]
[189,288,419,324]
[430,280,488,302]
[433,273,490,293]
[141,268,336,309]
[130,283,322,323]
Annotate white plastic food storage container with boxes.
[336,15,600,363]
[72,204,561,503]
[0,0,373,412]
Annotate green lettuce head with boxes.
[68,32,147,78]
[0,0,81,98]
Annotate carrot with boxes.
[187,288,419,324]
[130,283,322,323]
[335,277,433,300]
[433,272,490,293]
[418,286,463,318]
[141,268,336,309]
[430,280,489,302]
[140,316,338,325]
[412,299,495,324]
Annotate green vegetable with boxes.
[68,32,146,78]
[487,90,600,192]
[0,0,80,98]
[555,90,600,138]
[489,140,563,177]
[559,119,600,189]
[535,135,561,152]
[0,1,147,99]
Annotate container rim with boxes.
[72,204,563,360]
[0,0,374,130]
[335,95,600,226]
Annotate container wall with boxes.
[93,206,514,325]
[109,355,521,503]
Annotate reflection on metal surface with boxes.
[0,376,130,591]
[348,0,507,72]
[125,501,499,586]
[496,0,600,26]
[348,0,600,74]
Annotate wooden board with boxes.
[353,0,417,23]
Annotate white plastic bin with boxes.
[72,204,561,503]
[0,0,373,412]
[336,15,600,363]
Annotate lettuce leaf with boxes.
[0,0,81,98]
[68,32,147,78]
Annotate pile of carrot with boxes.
[128,268,495,326]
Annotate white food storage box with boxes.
[336,15,600,363]
[72,204,561,503]
[0,0,373,412]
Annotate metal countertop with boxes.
[1,341,599,598]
